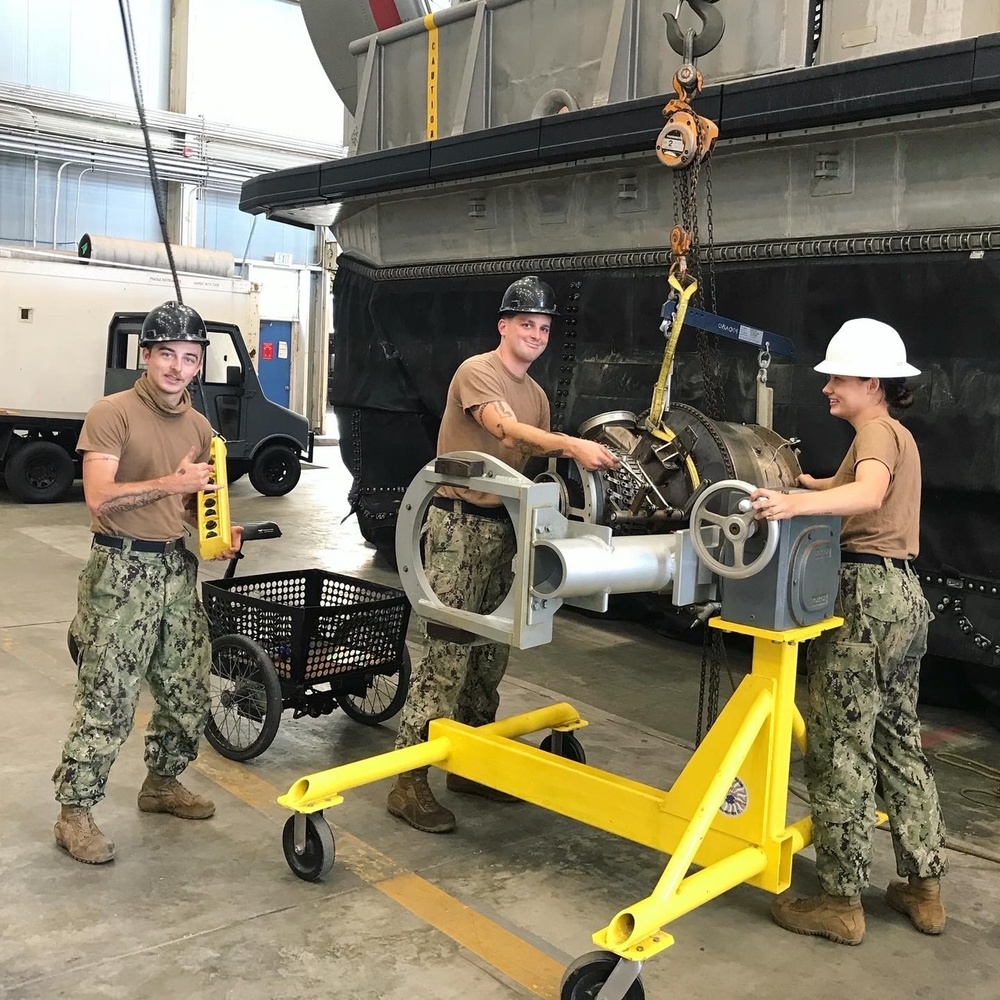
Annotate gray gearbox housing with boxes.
[721,516,841,631]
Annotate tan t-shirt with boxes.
[830,416,921,560]
[437,350,550,506]
[78,388,213,541]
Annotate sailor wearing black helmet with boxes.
[52,301,242,865]
[387,276,618,834]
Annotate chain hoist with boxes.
[658,1,729,743]
[650,0,725,433]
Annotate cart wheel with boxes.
[282,813,335,882]
[560,951,645,1000]
[339,646,412,725]
[205,635,283,761]
[540,732,587,765]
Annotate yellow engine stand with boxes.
[279,615,860,961]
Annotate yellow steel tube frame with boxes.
[279,616,852,962]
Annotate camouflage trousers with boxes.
[805,560,948,896]
[53,541,211,808]
[395,505,517,749]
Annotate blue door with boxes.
[258,320,293,407]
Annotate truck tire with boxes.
[249,443,301,497]
[5,440,75,503]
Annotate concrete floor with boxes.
[2,446,999,1000]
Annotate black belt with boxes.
[93,533,186,554]
[841,551,909,570]
[432,497,511,522]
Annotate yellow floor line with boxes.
[188,745,564,998]
[380,872,563,999]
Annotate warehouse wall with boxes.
[0,0,170,104]
[0,0,341,263]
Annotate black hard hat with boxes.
[498,275,559,318]
[140,301,209,346]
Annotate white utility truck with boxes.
[0,247,312,502]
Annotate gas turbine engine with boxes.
[394,453,840,649]
[537,404,803,536]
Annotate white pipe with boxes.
[74,166,95,240]
[532,534,678,599]
[52,160,87,248]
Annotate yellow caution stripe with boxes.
[424,13,439,140]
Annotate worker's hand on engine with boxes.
[571,438,620,472]
[749,486,799,522]
[797,473,822,490]
[169,446,219,495]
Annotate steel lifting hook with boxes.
[664,0,726,60]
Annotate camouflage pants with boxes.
[805,561,948,896]
[53,542,211,808]
[395,505,517,749]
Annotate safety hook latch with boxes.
[664,0,726,60]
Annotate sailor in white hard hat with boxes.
[749,319,948,946]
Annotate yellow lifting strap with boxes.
[647,274,699,430]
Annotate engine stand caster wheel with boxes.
[560,951,645,1000]
[540,730,586,765]
[282,812,335,882]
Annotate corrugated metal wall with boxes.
[0,0,169,104]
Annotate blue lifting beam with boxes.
[660,300,796,358]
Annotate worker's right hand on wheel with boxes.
[170,446,220,494]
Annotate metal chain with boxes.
[695,628,728,746]
[704,156,718,314]
[672,105,725,423]
[700,153,725,420]
[695,635,709,745]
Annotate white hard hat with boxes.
[814,318,921,378]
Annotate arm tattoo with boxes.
[474,400,515,441]
[99,488,171,514]
[514,441,563,459]
[83,455,118,464]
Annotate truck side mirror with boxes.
[226,366,244,387]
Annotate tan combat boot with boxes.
[138,771,215,819]
[886,876,946,934]
[771,892,866,945]
[387,769,456,833]
[54,806,115,864]
[446,773,520,803]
